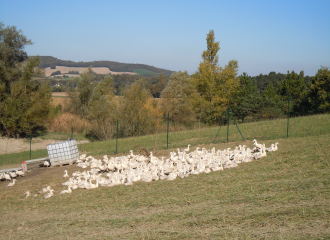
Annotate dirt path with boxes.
[0,138,89,154]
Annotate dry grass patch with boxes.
[49,113,91,135]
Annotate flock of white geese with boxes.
[4,140,278,199]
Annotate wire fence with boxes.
[1,111,330,166]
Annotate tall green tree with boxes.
[161,71,196,126]
[67,67,95,116]
[259,83,285,119]
[88,75,116,140]
[307,67,330,113]
[277,70,306,116]
[67,68,116,140]
[277,70,306,100]
[231,73,259,122]
[0,23,52,137]
[118,79,156,136]
[191,30,239,124]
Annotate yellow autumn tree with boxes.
[191,30,239,124]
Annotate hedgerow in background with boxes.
[0,22,52,137]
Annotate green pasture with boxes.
[0,114,329,238]
[1,113,329,168]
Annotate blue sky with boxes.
[1,0,329,76]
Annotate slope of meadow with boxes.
[0,114,329,239]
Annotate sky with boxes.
[1,0,330,76]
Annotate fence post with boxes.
[213,114,226,143]
[229,108,245,141]
[227,105,230,143]
[287,94,290,137]
[116,119,118,154]
[167,112,169,149]
[30,133,32,160]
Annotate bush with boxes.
[68,71,79,74]
[51,70,61,76]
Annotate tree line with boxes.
[39,56,174,76]
[1,23,329,139]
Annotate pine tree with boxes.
[308,67,330,113]
[231,73,259,122]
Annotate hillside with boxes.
[39,56,174,76]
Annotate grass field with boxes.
[0,114,329,239]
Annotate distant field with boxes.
[133,69,157,75]
[51,92,69,106]
[52,92,69,97]
[45,66,138,77]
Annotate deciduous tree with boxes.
[191,30,239,124]
[161,71,196,126]
[0,23,52,137]
[118,79,156,136]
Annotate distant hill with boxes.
[39,56,174,76]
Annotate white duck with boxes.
[7,179,17,187]
[44,189,55,199]
[63,170,69,178]
[183,144,191,153]
[60,186,72,194]
[252,139,263,151]
[39,186,52,193]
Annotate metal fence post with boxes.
[167,112,169,149]
[30,133,32,160]
[227,105,230,143]
[287,94,290,137]
[116,119,118,154]
[229,109,245,141]
[213,114,226,143]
